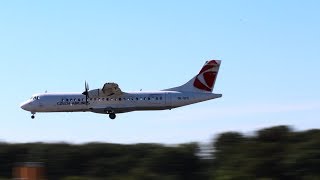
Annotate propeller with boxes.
[82,81,89,105]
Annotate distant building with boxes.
[13,162,46,180]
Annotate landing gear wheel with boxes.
[109,113,116,119]
[31,115,35,119]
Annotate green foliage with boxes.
[61,176,96,180]
[211,126,320,180]
[2,126,320,179]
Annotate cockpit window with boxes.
[31,96,40,100]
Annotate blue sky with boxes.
[0,1,319,144]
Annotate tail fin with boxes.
[164,60,221,93]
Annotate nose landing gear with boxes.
[31,113,35,119]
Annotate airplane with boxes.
[20,60,222,119]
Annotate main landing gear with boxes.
[104,108,116,119]
[109,113,116,120]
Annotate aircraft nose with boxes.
[20,102,31,111]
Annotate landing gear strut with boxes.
[109,113,116,119]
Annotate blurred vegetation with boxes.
[2,125,320,179]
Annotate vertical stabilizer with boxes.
[164,60,221,93]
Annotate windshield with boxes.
[30,96,40,100]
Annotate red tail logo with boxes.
[193,60,219,92]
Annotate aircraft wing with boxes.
[101,82,123,96]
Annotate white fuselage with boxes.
[20,60,222,119]
[20,91,222,114]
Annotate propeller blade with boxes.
[82,81,89,105]
[86,81,89,91]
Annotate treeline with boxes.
[1,125,320,179]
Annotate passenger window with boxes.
[148,97,150,100]
[102,98,105,101]
[119,98,122,101]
